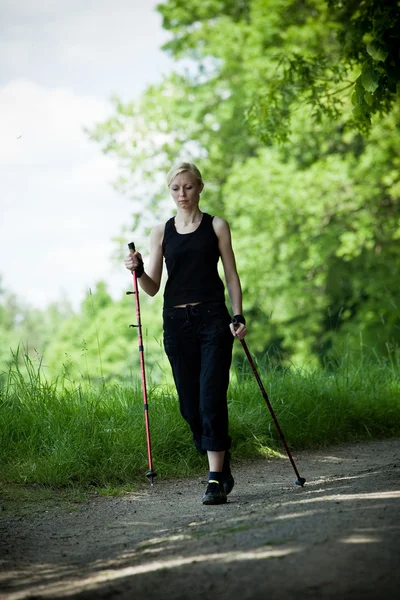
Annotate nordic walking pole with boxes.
[233,324,306,487]
[127,242,157,485]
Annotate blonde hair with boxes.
[166,162,203,187]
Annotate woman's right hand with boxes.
[124,251,143,272]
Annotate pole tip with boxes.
[296,477,306,487]
[146,469,157,485]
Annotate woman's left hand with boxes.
[230,322,247,340]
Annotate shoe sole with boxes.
[202,496,227,505]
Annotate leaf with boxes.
[366,41,388,63]
[352,105,365,118]
[353,79,365,104]
[364,92,374,107]
[361,63,380,93]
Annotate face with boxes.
[169,171,204,210]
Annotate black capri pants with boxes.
[163,302,234,453]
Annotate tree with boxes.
[89,0,400,366]
[223,108,400,362]
[0,279,74,374]
[157,0,400,141]
[45,284,166,384]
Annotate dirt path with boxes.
[1,439,399,600]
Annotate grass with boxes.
[1,349,399,493]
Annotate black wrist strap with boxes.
[232,314,246,326]
[136,258,144,278]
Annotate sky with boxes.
[0,0,174,310]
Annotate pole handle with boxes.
[128,242,135,253]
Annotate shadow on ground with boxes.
[1,440,399,599]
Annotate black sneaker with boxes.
[222,451,235,495]
[202,480,227,505]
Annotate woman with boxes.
[125,162,247,505]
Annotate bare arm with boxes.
[213,217,247,339]
[125,224,164,297]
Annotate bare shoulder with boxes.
[150,223,166,246]
[212,215,231,238]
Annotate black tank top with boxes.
[162,212,226,308]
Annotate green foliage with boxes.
[156,0,400,140]
[44,283,166,384]
[3,1,399,375]
[329,0,400,130]
[224,109,400,362]
[86,0,400,367]
[0,280,167,386]
[0,281,73,373]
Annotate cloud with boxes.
[0,79,110,164]
[0,1,175,309]
[0,0,172,97]
[0,79,132,308]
